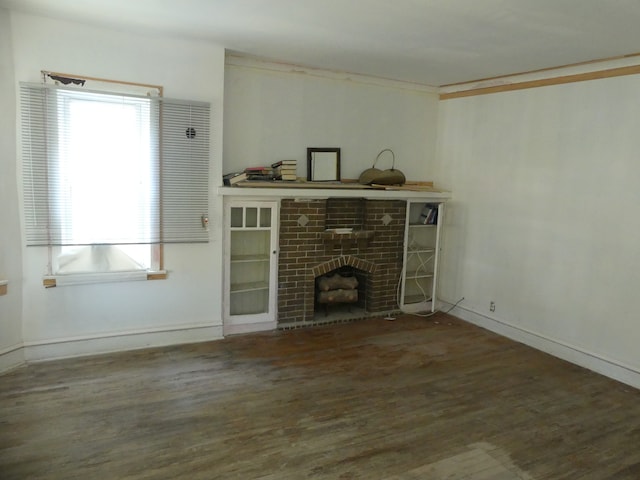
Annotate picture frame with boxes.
[307,147,341,182]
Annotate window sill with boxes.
[42,271,167,288]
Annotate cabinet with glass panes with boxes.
[400,201,443,313]
[224,200,279,334]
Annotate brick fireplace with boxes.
[277,198,406,327]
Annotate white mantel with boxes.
[218,185,451,201]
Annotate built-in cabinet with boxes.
[401,201,443,313]
[220,189,449,334]
[223,200,279,335]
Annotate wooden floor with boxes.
[2,313,640,479]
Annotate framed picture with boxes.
[307,147,341,182]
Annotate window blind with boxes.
[160,98,210,243]
[20,82,210,246]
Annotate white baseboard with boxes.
[442,301,640,390]
[0,343,26,374]
[23,323,224,362]
[223,321,277,336]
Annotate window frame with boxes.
[22,73,209,287]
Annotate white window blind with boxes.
[20,82,210,247]
[160,98,211,243]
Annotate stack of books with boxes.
[244,166,275,181]
[271,160,297,181]
[222,171,247,186]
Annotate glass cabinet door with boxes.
[225,202,278,328]
[401,202,443,312]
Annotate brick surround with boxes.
[278,198,406,326]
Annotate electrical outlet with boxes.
[489,301,496,312]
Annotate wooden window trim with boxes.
[39,72,167,286]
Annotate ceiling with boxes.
[3,0,640,86]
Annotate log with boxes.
[317,274,358,292]
[317,289,358,304]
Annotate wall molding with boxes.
[225,53,439,94]
[440,56,640,100]
[441,301,640,390]
[223,321,277,336]
[22,323,223,363]
[0,342,25,374]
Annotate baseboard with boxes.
[0,343,26,374]
[441,301,640,390]
[23,323,224,362]
[223,321,277,336]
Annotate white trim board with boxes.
[0,343,26,374]
[225,54,438,94]
[441,302,640,391]
[223,321,277,337]
[22,324,223,363]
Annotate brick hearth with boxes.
[277,198,406,326]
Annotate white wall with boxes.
[224,61,439,180]
[9,12,226,361]
[435,73,640,387]
[0,8,24,372]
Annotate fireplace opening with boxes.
[314,265,368,319]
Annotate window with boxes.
[53,88,158,275]
[20,80,211,284]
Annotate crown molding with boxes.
[440,54,640,100]
[225,53,439,94]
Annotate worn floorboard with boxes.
[1,314,639,479]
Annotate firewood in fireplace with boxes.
[317,273,358,292]
[317,288,358,304]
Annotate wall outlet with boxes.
[489,301,496,312]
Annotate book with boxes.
[223,171,247,186]
[419,204,438,225]
[271,159,297,168]
[273,165,297,177]
[244,166,272,175]
[247,174,275,181]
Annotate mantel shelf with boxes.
[218,181,451,201]
[318,229,375,250]
[320,229,375,243]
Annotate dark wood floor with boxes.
[2,314,640,479]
